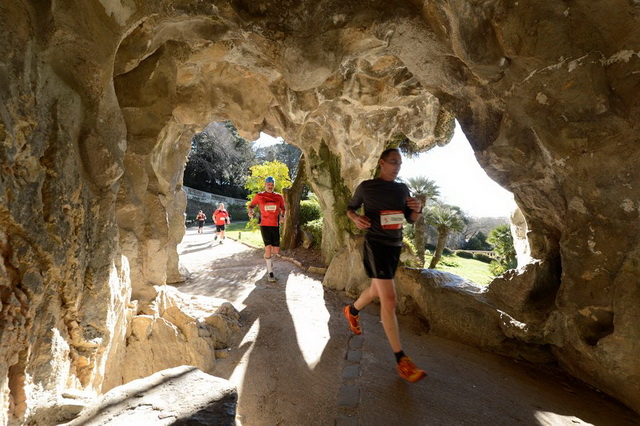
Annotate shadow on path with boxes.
[176,230,347,425]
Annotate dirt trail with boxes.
[174,228,639,426]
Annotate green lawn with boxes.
[225,221,264,248]
[424,254,495,286]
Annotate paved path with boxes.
[174,228,639,426]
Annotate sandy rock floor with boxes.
[173,227,639,426]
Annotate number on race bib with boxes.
[380,210,404,229]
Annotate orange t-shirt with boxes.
[213,209,230,226]
[249,191,285,226]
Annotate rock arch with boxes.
[1,0,639,422]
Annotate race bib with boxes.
[380,210,404,229]
[265,204,277,211]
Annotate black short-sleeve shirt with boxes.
[347,178,414,246]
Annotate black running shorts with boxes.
[260,226,280,247]
[216,224,226,232]
[363,238,401,279]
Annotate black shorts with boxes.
[216,224,226,232]
[260,226,280,247]
[363,238,401,279]
[198,220,204,228]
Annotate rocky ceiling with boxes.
[1,0,639,422]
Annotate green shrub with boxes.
[403,235,416,254]
[456,250,474,259]
[299,200,322,225]
[474,253,494,264]
[490,260,507,276]
[227,203,249,221]
[400,236,419,267]
[465,231,492,251]
[302,218,323,247]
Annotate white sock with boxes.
[265,256,272,273]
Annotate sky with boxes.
[253,121,516,218]
[399,122,516,218]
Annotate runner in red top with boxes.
[213,202,231,243]
[248,176,286,282]
[196,210,206,234]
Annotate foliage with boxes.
[425,203,466,268]
[464,231,492,250]
[183,121,256,198]
[487,224,517,272]
[405,176,440,202]
[302,218,323,247]
[456,250,474,259]
[255,141,302,178]
[299,199,322,225]
[473,253,494,264]
[489,261,508,276]
[402,235,417,254]
[226,204,249,222]
[399,236,419,267]
[244,161,292,198]
[403,176,440,267]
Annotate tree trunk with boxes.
[281,154,306,250]
[414,216,426,267]
[429,227,449,269]
[414,194,427,267]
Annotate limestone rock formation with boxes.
[103,286,241,392]
[1,0,640,422]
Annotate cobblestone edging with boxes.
[336,334,364,425]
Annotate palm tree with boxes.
[425,203,466,269]
[404,177,440,267]
[487,224,517,273]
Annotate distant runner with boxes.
[213,203,231,244]
[196,210,206,234]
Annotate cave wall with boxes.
[1,0,639,422]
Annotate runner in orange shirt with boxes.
[248,176,285,282]
[213,202,231,243]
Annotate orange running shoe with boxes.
[343,305,362,335]
[397,356,427,383]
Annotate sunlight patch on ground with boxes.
[534,411,590,425]
[285,271,330,369]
